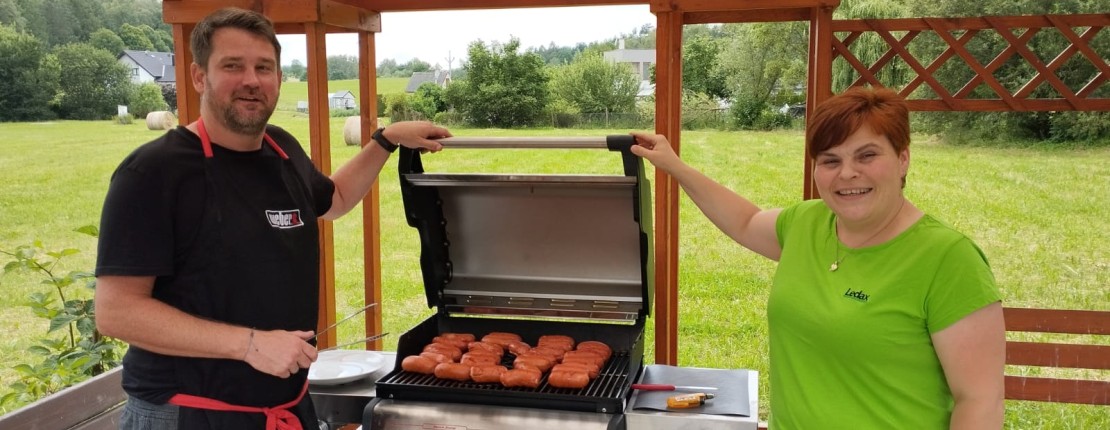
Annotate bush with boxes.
[0,226,125,412]
[115,113,133,125]
[128,83,168,118]
[329,109,360,118]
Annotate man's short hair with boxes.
[190,7,281,68]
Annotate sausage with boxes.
[547,369,590,389]
[505,340,532,356]
[537,335,575,351]
[433,362,472,382]
[432,336,470,350]
[563,350,606,366]
[500,368,542,388]
[469,364,508,383]
[460,352,500,366]
[530,345,566,361]
[484,332,522,342]
[423,343,462,361]
[419,351,453,364]
[513,355,554,372]
[401,355,437,374]
[439,332,476,342]
[552,362,599,379]
[467,341,504,357]
[576,341,612,360]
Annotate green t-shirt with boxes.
[769,199,1000,429]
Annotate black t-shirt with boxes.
[96,125,334,404]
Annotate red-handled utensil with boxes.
[631,384,717,391]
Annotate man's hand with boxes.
[382,121,452,153]
[244,329,318,379]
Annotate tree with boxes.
[446,38,549,128]
[327,54,358,80]
[53,42,132,120]
[717,22,809,106]
[0,0,26,31]
[0,24,57,121]
[282,59,306,81]
[682,35,729,100]
[549,52,639,115]
[118,23,153,51]
[89,28,125,55]
[128,82,167,118]
[137,24,168,52]
[410,82,446,119]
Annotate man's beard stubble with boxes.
[205,83,275,136]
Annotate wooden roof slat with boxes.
[832,14,1109,32]
[165,0,379,32]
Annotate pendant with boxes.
[829,261,839,272]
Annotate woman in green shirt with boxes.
[629,87,1004,429]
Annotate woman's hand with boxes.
[629,132,682,172]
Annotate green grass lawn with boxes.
[0,116,1107,426]
[277,77,408,112]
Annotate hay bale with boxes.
[343,116,363,146]
[145,111,176,130]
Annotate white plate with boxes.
[308,350,385,385]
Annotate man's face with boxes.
[194,27,281,135]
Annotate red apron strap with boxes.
[168,380,309,430]
[197,118,288,160]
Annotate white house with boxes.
[328,90,356,110]
[602,40,655,81]
[118,50,175,85]
[405,69,451,93]
[604,40,656,98]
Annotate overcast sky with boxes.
[276,5,656,67]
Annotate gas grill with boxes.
[365,136,653,429]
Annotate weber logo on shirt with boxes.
[265,210,304,229]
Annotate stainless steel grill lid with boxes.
[398,136,654,323]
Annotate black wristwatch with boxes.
[372,127,398,153]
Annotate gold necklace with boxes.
[829,199,905,272]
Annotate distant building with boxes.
[603,40,654,81]
[405,69,451,93]
[118,50,175,86]
[604,40,655,98]
[328,90,356,110]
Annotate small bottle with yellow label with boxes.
[666,392,715,409]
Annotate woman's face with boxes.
[812,124,909,226]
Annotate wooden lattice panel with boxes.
[830,14,1109,111]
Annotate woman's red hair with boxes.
[806,86,909,159]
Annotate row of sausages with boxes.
[400,331,613,389]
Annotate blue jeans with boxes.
[119,395,179,430]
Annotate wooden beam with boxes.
[652,9,682,366]
[165,0,380,32]
[1004,308,1110,335]
[650,0,838,13]
[321,0,382,32]
[803,6,834,200]
[165,0,317,24]
[357,0,643,12]
[359,30,386,351]
[305,22,338,349]
[685,8,812,24]
[172,23,200,124]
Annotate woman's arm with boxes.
[630,132,781,260]
[932,301,1006,430]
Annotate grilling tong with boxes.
[310,303,387,351]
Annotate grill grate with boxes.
[381,352,630,398]
[376,352,634,413]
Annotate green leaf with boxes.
[27,345,51,356]
[74,225,99,237]
[49,314,79,332]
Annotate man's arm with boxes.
[95,275,317,378]
[322,121,450,220]
[932,301,1006,430]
